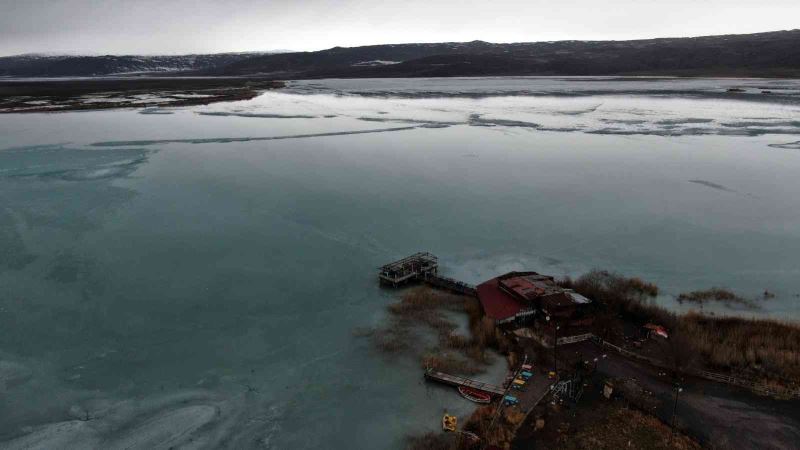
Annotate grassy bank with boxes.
[0,77,284,113]
[561,270,800,388]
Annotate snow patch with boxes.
[351,60,401,67]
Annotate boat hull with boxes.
[458,386,491,404]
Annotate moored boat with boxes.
[458,386,492,404]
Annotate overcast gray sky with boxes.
[1,0,798,56]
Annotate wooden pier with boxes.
[424,369,506,396]
[378,252,438,287]
[379,253,476,296]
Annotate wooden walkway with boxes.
[378,253,477,297]
[424,274,477,297]
[424,369,506,396]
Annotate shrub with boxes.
[677,288,757,308]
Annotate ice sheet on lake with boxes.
[194,84,800,139]
[282,77,800,102]
[197,111,319,119]
[138,108,174,115]
[0,144,149,276]
[1,385,279,450]
[0,144,151,181]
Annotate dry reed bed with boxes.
[677,288,760,309]
[363,287,514,376]
[559,405,702,450]
[562,270,800,387]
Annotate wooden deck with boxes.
[424,369,506,396]
[379,253,477,297]
[378,252,438,286]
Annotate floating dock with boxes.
[424,369,506,396]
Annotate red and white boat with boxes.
[458,386,492,404]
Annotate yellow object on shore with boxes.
[513,378,526,385]
[442,414,457,432]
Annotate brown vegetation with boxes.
[564,271,800,388]
[558,405,702,450]
[0,78,284,113]
[560,270,674,329]
[560,270,659,299]
[365,287,515,376]
[405,432,458,450]
[677,288,757,309]
[679,313,800,385]
[459,405,526,450]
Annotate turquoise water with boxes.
[1,77,800,449]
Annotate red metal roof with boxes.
[498,273,557,302]
[476,277,524,320]
[500,276,541,300]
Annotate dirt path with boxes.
[566,341,800,449]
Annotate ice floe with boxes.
[768,141,800,149]
[688,180,737,193]
[90,126,419,147]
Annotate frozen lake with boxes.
[1,77,800,449]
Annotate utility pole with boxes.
[554,324,559,376]
[546,315,560,377]
[670,382,682,440]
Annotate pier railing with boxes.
[378,252,438,286]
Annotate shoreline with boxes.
[380,262,800,449]
[0,77,285,113]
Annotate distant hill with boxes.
[212,30,800,78]
[0,52,284,77]
[2,30,799,78]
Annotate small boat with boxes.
[458,386,491,404]
[442,413,457,432]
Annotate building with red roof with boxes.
[476,271,592,325]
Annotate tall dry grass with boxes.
[560,270,675,328]
[365,287,514,376]
[564,270,800,386]
[677,288,758,308]
[678,313,800,384]
[460,405,525,449]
